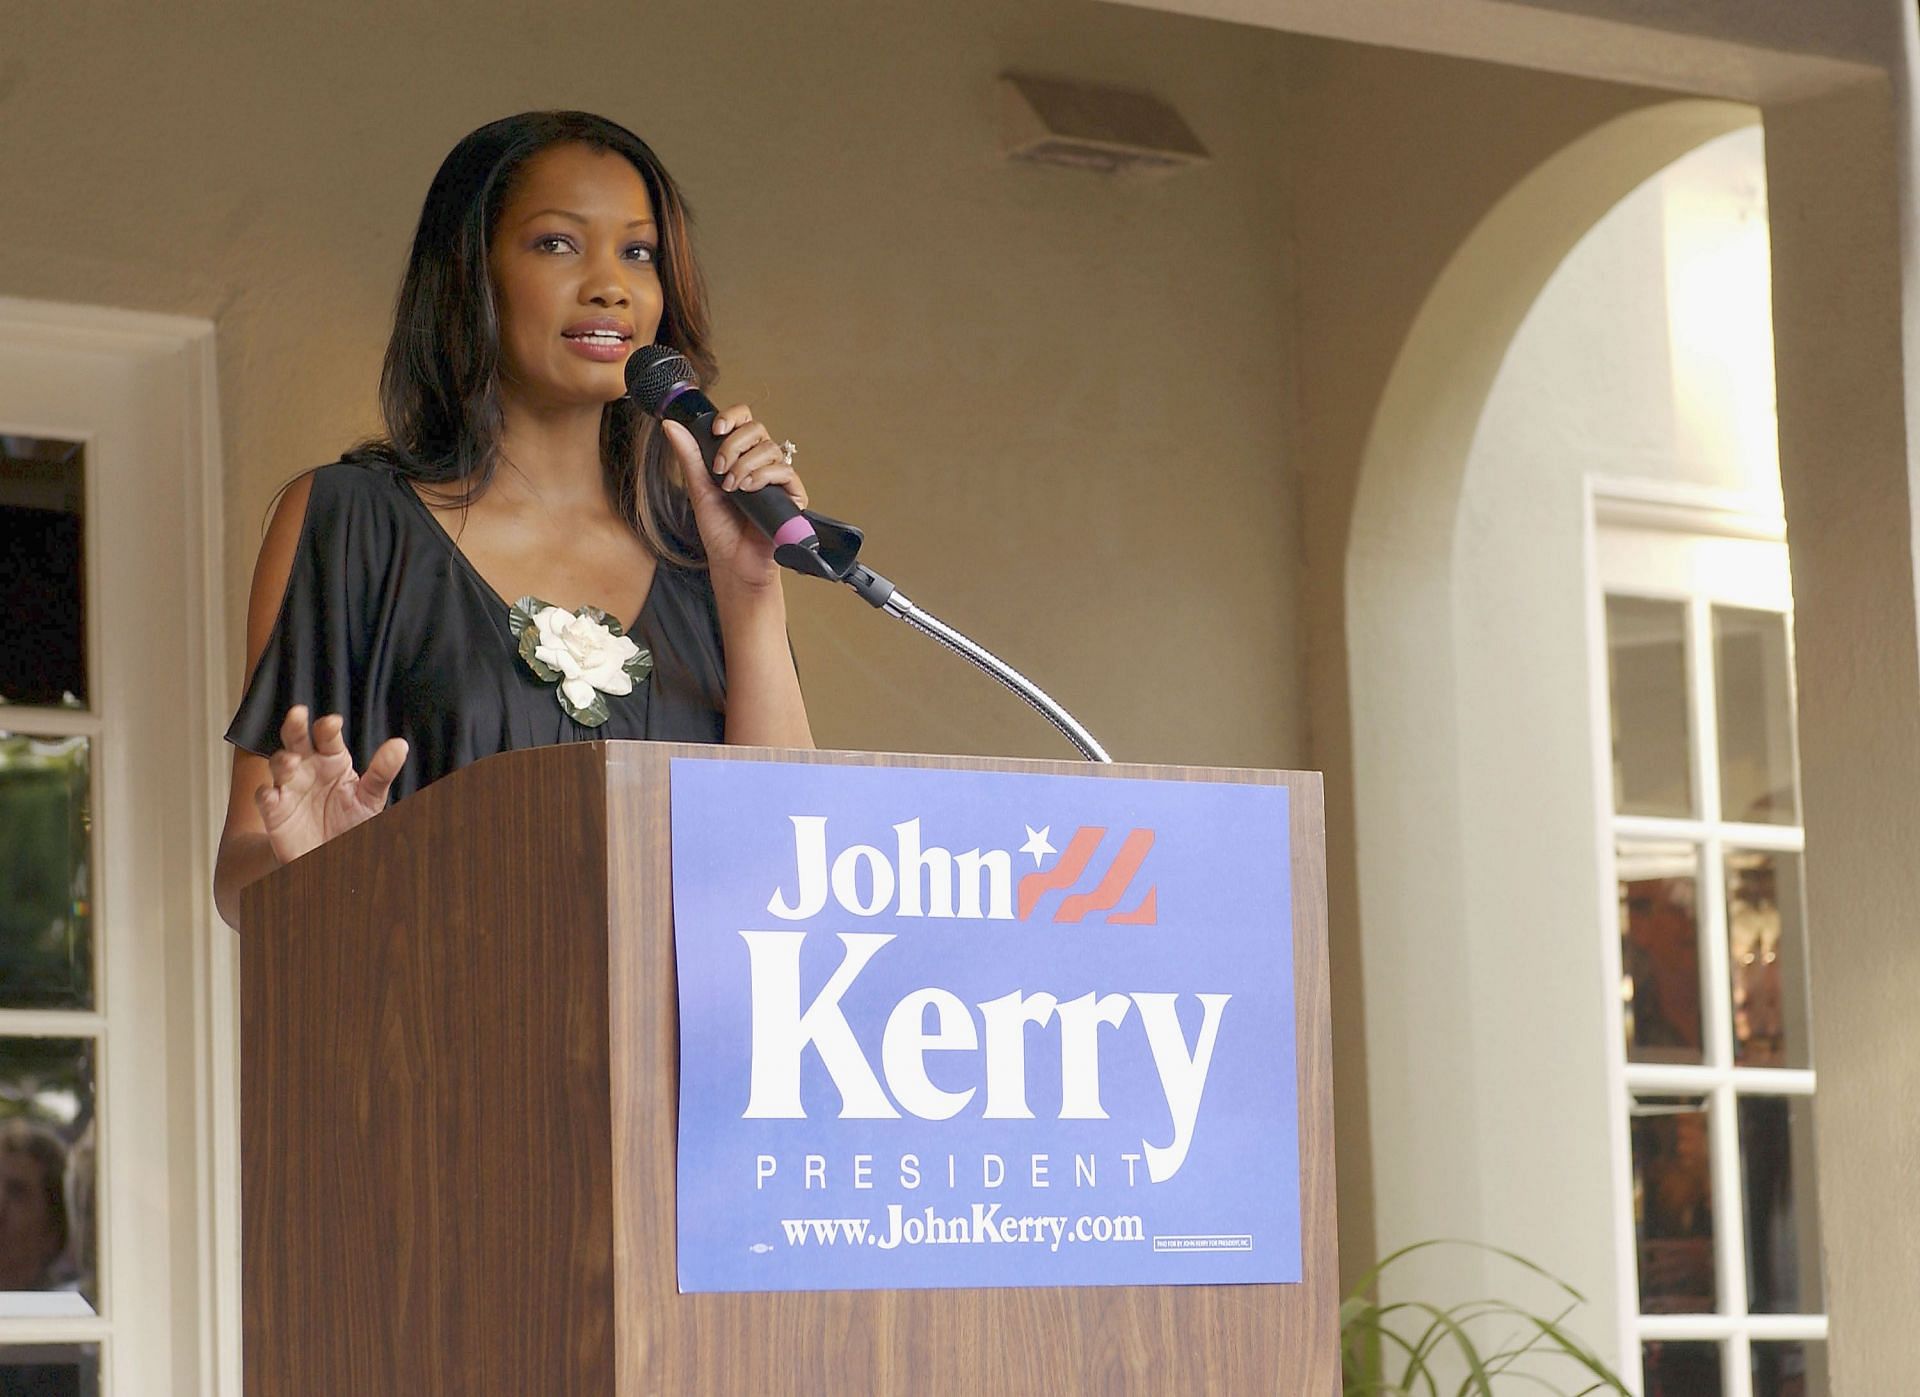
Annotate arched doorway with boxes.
[1344,99,1762,1363]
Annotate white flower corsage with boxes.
[508,596,653,728]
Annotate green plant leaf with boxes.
[1385,1300,1494,1394]
[1480,1299,1581,1378]
[1341,1239,1628,1397]
[624,646,654,686]
[1502,1313,1627,1391]
[1342,1315,1438,1396]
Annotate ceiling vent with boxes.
[998,72,1210,179]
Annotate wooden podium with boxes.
[240,742,1337,1394]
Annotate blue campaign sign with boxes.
[668,757,1300,1293]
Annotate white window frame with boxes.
[0,297,235,1395]
[1585,477,1825,1396]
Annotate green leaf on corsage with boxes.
[568,688,613,728]
[515,597,563,683]
[508,594,551,641]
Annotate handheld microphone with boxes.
[625,346,836,576]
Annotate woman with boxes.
[214,112,811,929]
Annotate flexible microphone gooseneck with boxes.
[623,345,1111,762]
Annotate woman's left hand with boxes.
[661,404,808,596]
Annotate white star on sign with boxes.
[1020,825,1056,866]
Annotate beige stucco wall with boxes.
[1762,71,1920,1390]
[1475,129,1780,501]
[0,0,1302,769]
[1447,125,1778,1359]
[1281,38,1695,1295]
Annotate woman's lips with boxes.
[562,333,630,362]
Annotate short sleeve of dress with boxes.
[224,464,396,762]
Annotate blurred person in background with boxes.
[0,1120,69,1292]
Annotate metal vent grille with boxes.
[999,73,1209,179]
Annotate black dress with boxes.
[225,459,726,804]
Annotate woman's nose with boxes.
[582,247,630,307]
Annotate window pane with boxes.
[1643,1339,1722,1396]
[0,1343,100,1397]
[1753,1339,1827,1397]
[1607,596,1694,817]
[1619,842,1703,1064]
[1727,850,1812,1069]
[1739,1095,1824,1314]
[0,436,87,709]
[1714,606,1799,825]
[0,734,93,1011]
[0,1039,96,1314]
[1632,1094,1716,1313]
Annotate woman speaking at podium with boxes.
[213,111,812,928]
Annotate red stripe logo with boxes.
[1017,826,1158,925]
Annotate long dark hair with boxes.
[343,110,714,567]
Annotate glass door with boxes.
[1596,513,1826,1397]
[1,433,102,1394]
[0,299,229,1394]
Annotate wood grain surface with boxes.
[241,742,1337,1395]
[242,742,619,1396]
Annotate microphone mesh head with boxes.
[624,345,698,414]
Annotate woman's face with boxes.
[487,142,663,412]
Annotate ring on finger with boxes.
[779,439,797,466]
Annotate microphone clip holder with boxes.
[776,509,866,581]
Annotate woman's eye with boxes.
[532,236,654,264]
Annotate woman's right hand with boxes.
[256,705,409,867]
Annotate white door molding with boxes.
[0,295,233,1396]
